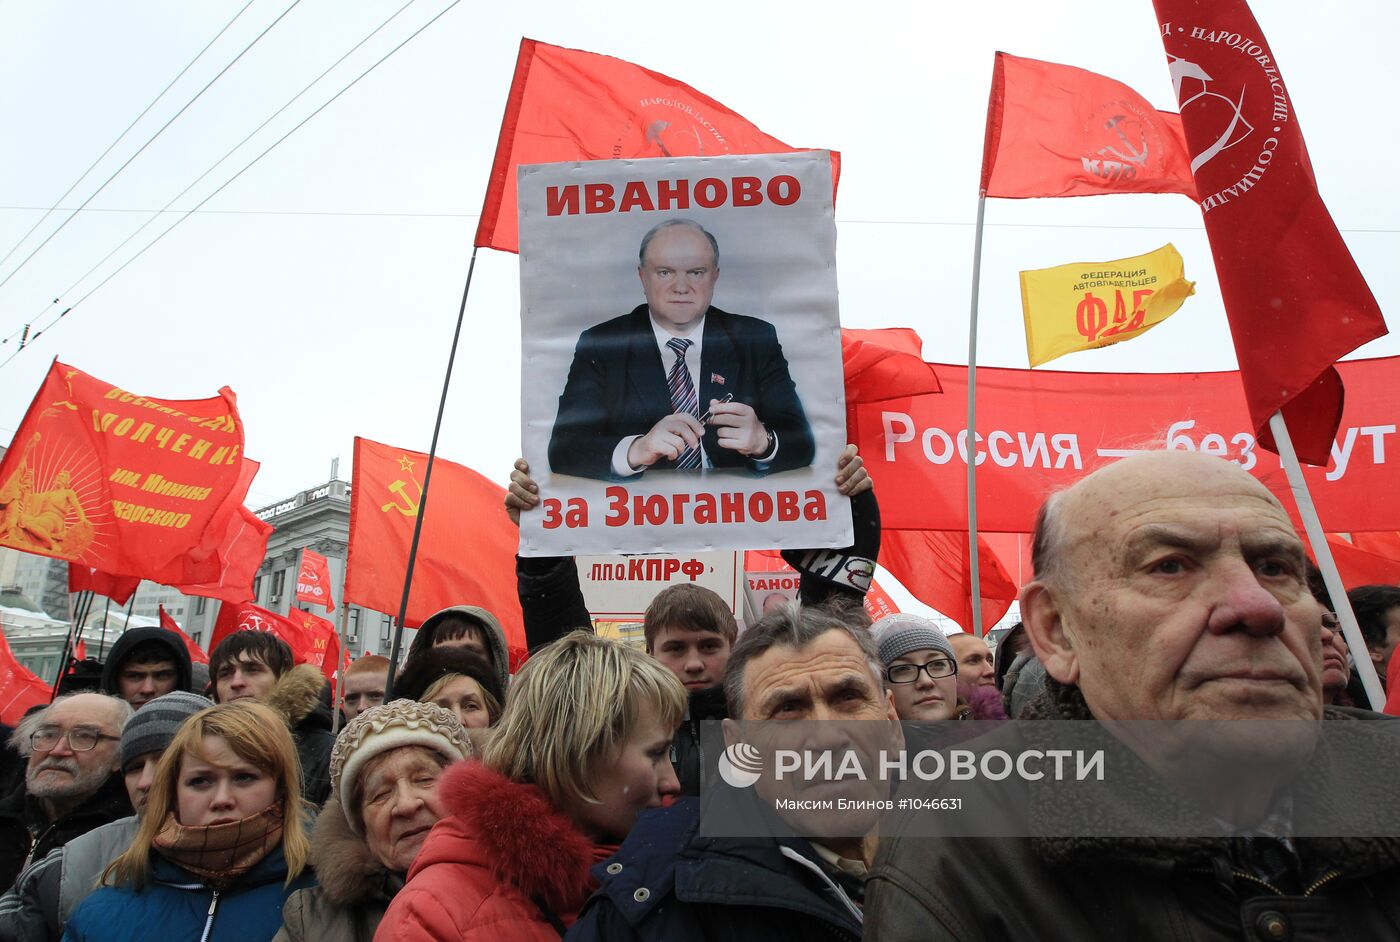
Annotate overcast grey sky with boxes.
[0,0,1393,621]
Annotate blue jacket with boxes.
[567,798,862,942]
[61,844,313,942]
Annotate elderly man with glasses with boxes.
[0,693,132,892]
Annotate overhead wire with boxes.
[0,0,466,371]
[5,0,422,349]
[0,0,306,296]
[0,0,259,276]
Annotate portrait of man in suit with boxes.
[547,218,815,481]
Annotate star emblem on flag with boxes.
[397,455,415,472]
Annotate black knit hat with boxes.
[394,646,505,712]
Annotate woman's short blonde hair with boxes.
[482,630,685,808]
[103,700,310,888]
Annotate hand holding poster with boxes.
[518,152,852,555]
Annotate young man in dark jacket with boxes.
[208,632,334,807]
[97,627,193,710]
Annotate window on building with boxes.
[379,616,392,648]
[253,575,262,601]
[270,570,285,601]
[347,609,360,643]
[195,596,206,616]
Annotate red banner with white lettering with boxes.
[0,360,245,579]
[855,356,1400,534]
[159,605,210,666]
[295,549,334,611]
[1153,1,1388,465]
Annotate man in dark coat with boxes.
[0,694,132,892]
[547,219,813,480]
[97,626,192,710]
[865,450,1400,941]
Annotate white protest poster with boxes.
[579,550,739,620]
[518,151,851,556]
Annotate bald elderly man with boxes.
[865,451,1400,941]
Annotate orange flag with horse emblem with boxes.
[0,359,245,580]
[344,438,525,660]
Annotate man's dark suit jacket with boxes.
[548,304,815,480]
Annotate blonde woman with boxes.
[62,701,314,942]
[376,631,686,940]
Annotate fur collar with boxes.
[436,760,605,913]
[310,797,400,905]
[266,663,328,728]
[1022,679,1400,881]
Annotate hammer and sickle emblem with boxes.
[380,479,421,517]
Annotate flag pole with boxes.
[384,246,481,699]
[52,589,92,700]
[1268,410,1385,709]
[965,195,988,635]
[331,602,350,734]
[96,595,112,660]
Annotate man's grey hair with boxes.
[638,218,720,267]
[1030,490,1069,589]
[724,599,879,717]
[9,693,133,758]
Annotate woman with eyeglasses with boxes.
[61,701,315,942]
[871,614,969,722]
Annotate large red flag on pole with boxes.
[1152,1,1388,465]
[208,601,316,664]
[981,52,1197,199]
[344,438,525,661]
[67,565,139,605]
[475,38,840,253]
[0,360,245,578]
[880,530,1020,636]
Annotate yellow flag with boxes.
[1019,243,1195,367]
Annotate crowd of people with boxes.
[0,447,1396,940]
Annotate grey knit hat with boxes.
[870,613,956,668]
[119,690,211,766]
[329,699,475,835]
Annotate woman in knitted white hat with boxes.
[274,700,473,942]
[871,613,969,722]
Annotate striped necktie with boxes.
[666,337,702,470]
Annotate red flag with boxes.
[476,38,840,253]
[863,578,901,622]
[1153,2,1388,465]
[0,360,245,579]
[159,605,210,666]
[174,502,272,604]
[66,564,139,605]
[72,640,86,662]
[286,608,340,681]
[1351,532,1400,560]
[880,530,1019,635]
[841,329,942,404]
[344,438,525,660]
[208,600,316,665]
[0,627,51,724]
[981,52,1196,199]
[295,549,334,611]
[1323,537,1400,592]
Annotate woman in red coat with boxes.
[375,631,686,941]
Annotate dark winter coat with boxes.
[0,774,132,893]
[865,680,1400,941]
[0,815,139,942]
[274,797,400,942]
[265,665,334,809]
[567,798,863,942]
[61,843,314,942]
[376,761,612,941]
[670,685,728,797]
[405,606,512,693]
[97,627,192,700]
